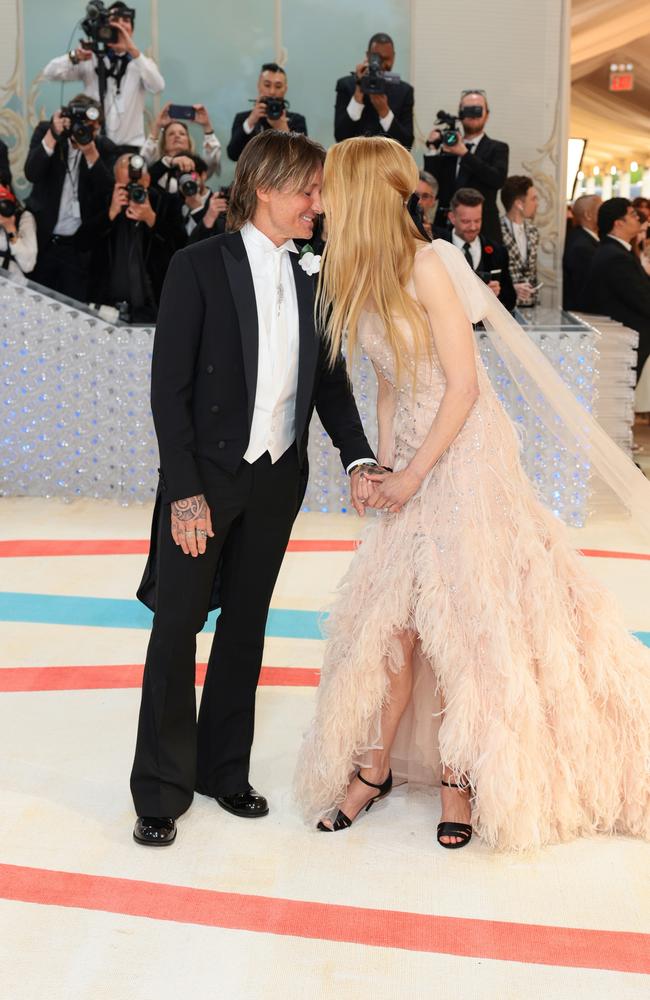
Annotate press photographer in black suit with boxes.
[334,33,414,150]
[424,90,508,244]
[227,62,307,162]
[584,197,650,384]
[562,194,601,311]
[130,131,377,846]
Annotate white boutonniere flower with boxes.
[298,243,321,276]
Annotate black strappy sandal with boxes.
[437,778,473,849]
[317,770,393,831]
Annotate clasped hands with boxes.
[350,464,423,517]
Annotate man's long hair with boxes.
[317,136,430,384]
[227,131,325,231]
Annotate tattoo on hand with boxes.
[171,495,206,521]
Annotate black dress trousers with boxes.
[130,444,301,818]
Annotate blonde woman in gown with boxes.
[294,136,650,851]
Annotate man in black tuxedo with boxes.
[227,62,307,162]
[334,33,414,150]
[562,194,601,311]
[130,131,377,846]
[584,197,650,383]
[423,90,508,245]
[24,96,116,299]
[435,187,516,312]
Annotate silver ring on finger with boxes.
[184,529,195,535]
[196,528,207,536]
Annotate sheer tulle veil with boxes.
[430,239,650,534]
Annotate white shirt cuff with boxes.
[346,95,364,122]
[379,109,395,132]
[347,458,377,475]
[41,138,55,156]
[242,118,254,135]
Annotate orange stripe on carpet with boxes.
[577,548,650,561]
[0,664,320,692]
[0,863,647,972]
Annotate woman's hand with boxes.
[363,466,424,513]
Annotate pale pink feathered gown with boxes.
[294,240,650,851]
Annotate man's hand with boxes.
[110,21,140,58]
[203,192,228,229]
[363,466,423,514]
[350,464,392,516]
[50,109,70,139]
[369,93,390,119]
[268,109,290,132]
[441,136,468,158]
[514,281,534,303]
[126,196,156,227]
[170,154,195,174]
[109,183,129,221]
[0,213,17,236]
[72,46,93,63]
[487,280,501,297]
[193,104,213,133]
[426,128,442,147]
[353,59,368,102]
[171,494,214,556]
[246,99,267,130]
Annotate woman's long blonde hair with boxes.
[317,137,430,383]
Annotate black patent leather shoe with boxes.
[133,816,177,846]
[216,788,269,818]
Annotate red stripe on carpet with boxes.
[0,663,320,692]
[1,539,649,559]
[0,863,647,972]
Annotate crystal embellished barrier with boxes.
[0,277,638,524]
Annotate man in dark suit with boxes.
[0,138,10,184]
[562,193,601,311]
[227,62,307,162]
[334,33,414,150]
[130,131,377,846]
[584,197,650,383]
[423,90,508,244]
[435,187,516,312]
[24,95,116,299]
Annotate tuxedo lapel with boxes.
[220,232,258,433]
[290,253,319,439]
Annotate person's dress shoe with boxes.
[216,788,269,818]
[133,816,177,845]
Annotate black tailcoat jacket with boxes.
[138,230,373,610]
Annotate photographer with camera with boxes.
[434,187,515,312]
[141,102,221,178]
[0,181,38,281]
[87,153,185,323]
[334,33,414,149]
[227,63,307,162]
[42,2,164,152]
[423,90,508,245]
[24,95,116,299]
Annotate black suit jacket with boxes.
[424,135,509,245]
[334,75,414,150]
[0,139,10,185]
[227,111,308,162]
[24,122,117,249]
[584,236,650,376]
[435,229,516,312]
[562,227,599,311]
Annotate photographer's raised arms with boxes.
[227,63,308,162]
[334,33,414,150]
[41,2,164,152]
[423,90,509,245]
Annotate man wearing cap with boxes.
[584,198,650,384]
[41,3,164,152]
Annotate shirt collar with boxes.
[462,132,484,148]
[241,220,297,255]
[608,234,632,252]
[582,226,599,241]
[452,230,479,249]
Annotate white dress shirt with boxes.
[41,141,86,236]
[346,95,394,132]
[240,222,300,464]
[42,52,164,148]
[451,230,481,269]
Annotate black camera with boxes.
[178,172,199,197]
[126,153,147,203]
[261,97,288,121]
[359,52,401,96]
[81,1,122,49]
[218,185,231,203]
[0,199,15,218]
[60,101,101,145]
[427,110,462,149]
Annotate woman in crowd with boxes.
[0,180,37,281]
[140,101,221,189]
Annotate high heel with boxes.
[317,769,393,831]
[437,778,473,849]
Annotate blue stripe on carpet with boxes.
[0,593,323,639]
[0,592,648,648]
